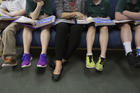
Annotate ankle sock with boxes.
[86,53,93,56]
[123,42,132,56]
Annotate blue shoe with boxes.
[21,54,31,68]
[37,54,47,68]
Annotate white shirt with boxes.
[0,0,26,13]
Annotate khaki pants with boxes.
[0,22,23,60]
[0,22,11,56]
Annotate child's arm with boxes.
[7,9,26,17]
[115,0,129,20]
[123,10,140,20]
[0,8,10,16]
[115,12,130,20]
[29,1,44,20]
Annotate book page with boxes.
[113,20,133,23]
[135,20,140,25]
[0,10,9,17]
[93,18,115,26]
[55,18,92,25]
[33,16,56,28]
[14,16,37,25]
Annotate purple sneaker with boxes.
[21,53,31,68]
[37,54,47,68]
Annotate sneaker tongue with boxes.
[101,57,105,61]
[88,56,92,63]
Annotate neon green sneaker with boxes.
[96,57,105,71]
[86,55,95,68]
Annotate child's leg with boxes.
[21,26,33,68]
[23,26,33,54]
[37,26,50,68]
[121,23,132,55]
[133,25,140,67]
[135,25,140,56]
[86,26,96,55]
[120,24,136,66]
[95,26,108,71]
[86,26,96,68]
[40,26,50,54]
[99,26,108,58]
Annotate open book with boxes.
[14,15,56,29]
[0,16,18,21]
[113,20,134,24]
[55,17,115,26]
[0,10,20,21]
[135,20,140,25]
[92,18,115,26]
[113,20,140,25]
[0,10,9,17]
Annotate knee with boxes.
[42,25,51,31]
[121,23,131,30]
[100,26,108,33]
[41,28,50,33]
[3,29,13,36]
[88,26,96,33]
[135,25,140,31]
[23,26,33,33]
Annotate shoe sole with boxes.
[86,66,95,69]
[2,63,17,67]
[37,65,47,68]
[21,63,31,68]
[95,67,103,72]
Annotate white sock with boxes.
[100,55,106,59]
[123,42,132,56]
[86,53,93,56]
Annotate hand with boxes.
[123,10,130,16]
[6,12,15,17]
[37,1,44,7]
[73,12,86,20]
[39,14,48,19]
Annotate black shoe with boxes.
[48,61,55,71]
[134,56,140,68]
[126,52,135,66]
[52,68,63,81]
[49,60,67,71]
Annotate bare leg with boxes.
[99,26,108,58]
[40,26,50,54]
[23,26,33,54]
[135,25,140,47]
[121,24,132,43]
[86,26,96,54]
